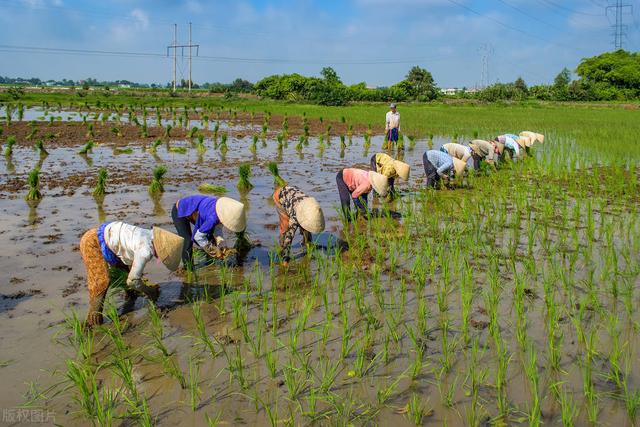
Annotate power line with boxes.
[493,0,562,30]
[0,44,451,65]
[606,0,633,48]
[538,0,603,16]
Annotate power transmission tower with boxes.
[166,24,200,92]
[478,43,493,89]
[606,0,633,49]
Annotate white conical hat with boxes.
[452,158,467,176]
[294,197,325,233]
[368,171,390,197]
[516,136,531,148]
[520,131,545,145]
[392,160,410,181]
[152,227,184,271]
[215,197,247,233]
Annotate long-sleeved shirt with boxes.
[498,135,520,157]
[442,143,472,162]
[103,221,154,284]
[342,168,372,199]
[426,150,454,176]
[374,153,398,178]
[176,195,224,247]
[274,186,312,254]
[385,111,400,131]
[470,139,496,161]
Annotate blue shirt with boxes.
[426,150,454,176]
[177,195,220,240]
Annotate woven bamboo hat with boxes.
[152,227,184,271]
[369,171,390,197]
[215,197,247,233]
[392,160,410,181]
[295,197,325,234]
[452,158,467,176]
[516,136,532,148]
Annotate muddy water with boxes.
[0,112,456,425]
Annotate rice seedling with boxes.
[187,356,202,411]
[92,168,107,198]
[196,133,206,153]
[110,126,122,137]
[78,140,94,154]
[267,162,287,187]
[250,134,258,153]
[4,135,16,156]
[167,146,187,154]
[26,126,38,141]
[34,138,48,156]
[219,132,228,154]
[148,139,162,153]
[113,147,133,154]
[164,124,172,138]
[25,167,42,201]
[86,123,94,138]
[188,126,198,138]
[237,164,253,191]
[148,165,167,194]
[405,394,431,425]
[198,183,227,195]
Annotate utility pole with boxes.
[606,0,632,49]
[478,43,493,89]
[166,24,200,92]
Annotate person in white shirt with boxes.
[385,103,400,143]
[79,221,184,327]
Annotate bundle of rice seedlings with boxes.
[35,139,48,156]
[4,136,16,156]
[237,164,253,191]
[93,167,107,197]
[26,167,42,201]
[267,162,287,187]
[149,165,167,194]
[78,140,94,154]
[198,183,227,195]
[148,139,162,153]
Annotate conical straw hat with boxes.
[452,158,467,176]
[152,227,184,271]
[368,171,390,197]
[392,160,410,181]
[215,197,247,233]
[295,197,325,233]
[493,140,505,155]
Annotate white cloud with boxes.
[131,8,149,30]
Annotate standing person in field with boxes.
[171,195,247,269]
[468,139,498,170]
[273,185,325,266]
[422,150,467,188]
[370,152,410,196]
[79,222,184,326]
[336,168,389,220]
[440,142,472,163]
[385,103,400,144]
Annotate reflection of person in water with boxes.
[336,168,390,220]
[370,152,410,196]
[79,222,183,327]
[171,195,246,270]
[273,185,325,266]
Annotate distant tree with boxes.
[320,67,341,85]
[552,68,571,100]
[576,50,640,99]
[514,77,528,95]
[230,78,253,93]
[403,66,438,100]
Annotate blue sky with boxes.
[0,0,638,88]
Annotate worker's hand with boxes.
[203,243,223,259]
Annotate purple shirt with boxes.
[177,195,220,240]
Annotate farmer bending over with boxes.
[495,135,520,161]
[273,185,325,266]
[370,152,410,196]
[441,142,472,163]
[172,195,246,269]
[80,222,184,327]
[422,150,467,188]
[385,103,400,145]
[336,168,389,220]
[468,140,498,170]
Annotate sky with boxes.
[0,0,639,88]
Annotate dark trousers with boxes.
[171,204,194,268]
[370,155,395,194]
[422,153,440,188]
[472,153,481,170]
[336,171,367,219]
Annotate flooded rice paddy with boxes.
[0,106,639,426]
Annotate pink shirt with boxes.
[342,168,372,198]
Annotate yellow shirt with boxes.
[374,153,397,178]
